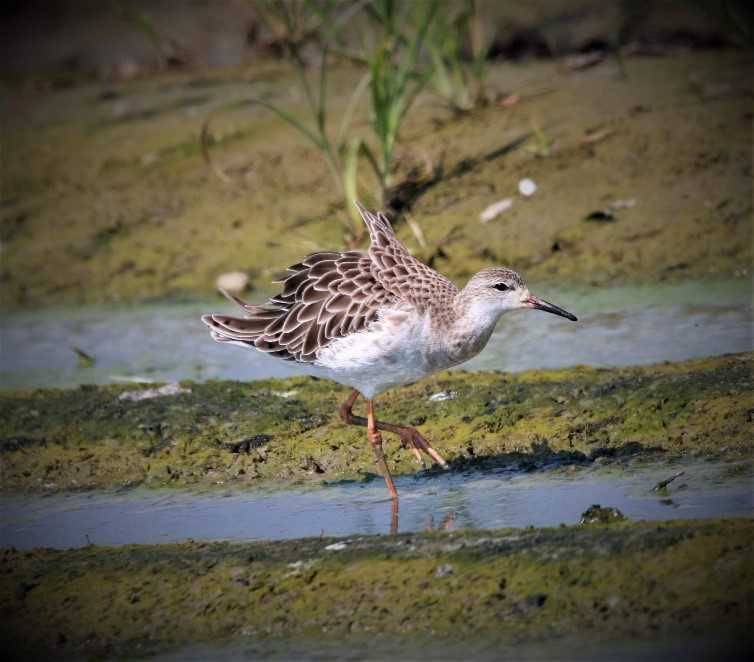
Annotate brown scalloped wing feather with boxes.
[202,250,394,362]
[355,202,459,320]
[202,204,459,363]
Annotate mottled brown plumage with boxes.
[202,201,576,498]
[202,202,458,362]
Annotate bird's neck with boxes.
[453,289,504,333]
[432,291,504,363]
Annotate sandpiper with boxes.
[202,202,576,497]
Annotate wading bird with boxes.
[202,202,576,498]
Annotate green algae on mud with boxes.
[1,353,751,493]
[1,519,751,657]
[0,51,751,308]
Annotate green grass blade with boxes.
[336,71,372,151]
[317,46,329,133]
[392,0,437,101]
[114,1,164,55]
[344,138,363,226]
[358,141,382,181]
[252,98,326,151]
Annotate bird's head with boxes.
[460,268,577,322]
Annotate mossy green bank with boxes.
[1,519,751,657]
[2,353,751,493]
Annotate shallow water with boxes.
[1,461,749,550]
[0,280,750,391]
[159,632,750,661]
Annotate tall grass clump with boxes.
[424,0,493,113]
[344,0,438,216]
[202,0,369,239]
[253,0,332,55]
[202,0,439,240]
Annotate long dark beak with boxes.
[523,294,577,321]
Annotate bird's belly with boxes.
[312,317,438,398]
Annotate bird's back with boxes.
[359,203,458,319]
[202,203,458,364]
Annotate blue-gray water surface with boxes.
[159,632,750,662]
[1,280,751,391]
[1,461,749,550]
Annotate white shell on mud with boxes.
[518,178,537,196]
[324,542,348,551]
[216,271,250,292]
[429,390,457,402]
[479,198,513,222]
[118,383,191,402]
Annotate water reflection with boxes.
[1,461,749,550]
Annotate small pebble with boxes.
[429,390,457,402]
[580,504,626,525]
[565,50,605,70]
[518,178,537,197]
[585,210,614,222]
[523,593,548,610]
[140,153,158,167]
[118,383,191,402]
[324,542,348,551]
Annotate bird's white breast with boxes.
[312,307,445,398]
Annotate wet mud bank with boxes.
[1,353,751,493]
[1,519,751,657]
[1,51,751,307]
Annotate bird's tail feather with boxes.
[201,309,281,343]
[218,288,272,315]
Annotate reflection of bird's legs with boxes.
[338,389,448,470]
[440,514,455,532]
[366,398,398,498]
[426,514,455,533]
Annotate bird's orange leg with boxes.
[338,389,448,470]
[366,399,398,498]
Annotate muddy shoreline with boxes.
[2,351,751,657]
[1,51,751,308]
[1,9,751,658]
[1,519,751,657]
[1,353,751,494]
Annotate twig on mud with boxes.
[651,471,685,492]
[200,116,233,184]
[72,346,96,367]
[580,127,615,147]
[424,224,463,268]
[404,212,427,248]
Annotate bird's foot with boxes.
[396,427,448,470]
[401,436,427,468]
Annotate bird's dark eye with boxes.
[493,283,510,291]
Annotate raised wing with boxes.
[354,201,458,315]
